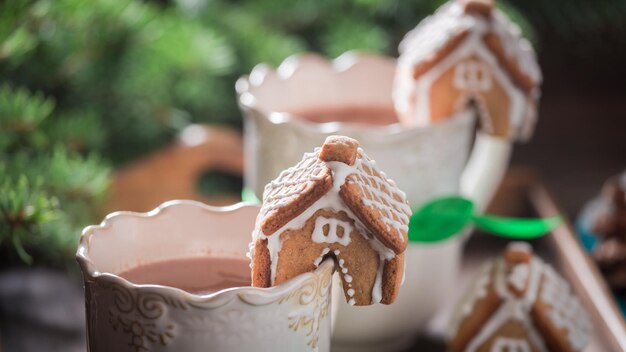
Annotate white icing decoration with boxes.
[348,298,355,306]
[262,150,327,212]
[399,21,526,133]
[265,229,283,284]
[347,288,355,297]
[540,266,592,351]
[313,248,331,267]
[398,2,474,70]
[457,249,591,352]
[249,147,410,304]
[507,241,532,254]
[329,151,412,243]
[490,9,541,82]
[458,257,549,352]
[465,298,546,352]
[449,261,493,337]
[508,263,530,291]
[453,60,492,92]
[250,191,340,283]
[325,161,355,191]
[312,216,352,246]
[247,241,254,269]
[371,256,384,304]
[394,0,541,138]
[491,337,530,352]
[368,234,396,261]
[336,256,353,287]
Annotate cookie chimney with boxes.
[319,135,359,166]
[504,242,533,296]
[504,241,532,264]
[460,0,494,17]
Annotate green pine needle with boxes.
[0,176,60,265]
[0,85,55,151]
[1,0,622,268]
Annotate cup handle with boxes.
[106,124,244,212]
[459,131,513,212]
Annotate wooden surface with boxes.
[532,182,626,351]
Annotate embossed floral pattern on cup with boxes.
[77,200,334,352]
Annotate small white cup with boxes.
[76,200,334,352]
[236,52,513,350]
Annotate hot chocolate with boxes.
[291,106,398,125]
[118,257,251,295]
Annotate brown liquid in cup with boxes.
[118,257,251,295]
[290,106,399,125]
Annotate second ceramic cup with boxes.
[237,52,513,351]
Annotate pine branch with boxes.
[46,147,110,203]
[0,84,54,151]
[44,110,105,152]
[0,175,60,265]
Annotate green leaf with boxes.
[472,215,562,239]
[408,196,474,243]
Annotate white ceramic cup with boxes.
[236,52,513,350]
[77,200,335,352]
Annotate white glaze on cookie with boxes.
[312,216,353,246]
[491,337,530,352]
[450,242,592,352]
[250,147,410,304]
[328,154,411,242]
[449,261,493,336]
[313,248,331,267]
[508,263,530,292]
[394,0,542,139]
[540,266,592,351]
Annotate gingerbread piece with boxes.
[259,154,333,236]
[411,30,470,81]
[319,135,359,165]
[449,242,592,352]
[462,0,494,17]
[394,0,542,140]
[504,241,533,264]
[249,135,411,305]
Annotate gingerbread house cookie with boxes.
[587,171,626,293]
[449,242,591,352]
[393,0,542,140]
[249,135,411,305]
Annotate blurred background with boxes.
[0,0,625,350]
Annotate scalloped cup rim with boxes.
[76,199,335,305]
[236,51,472,136]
